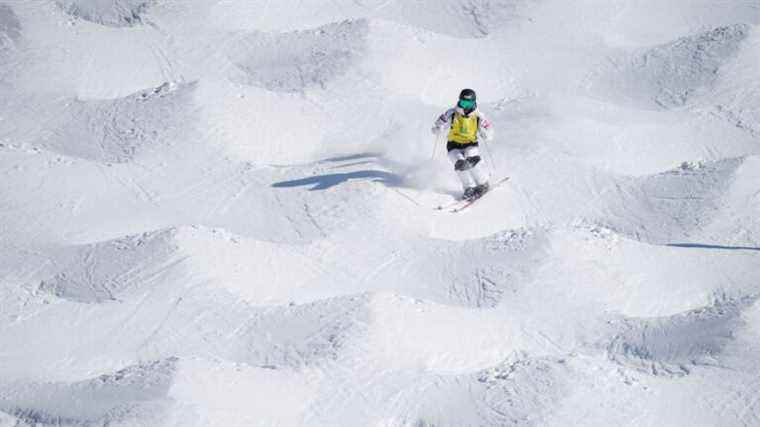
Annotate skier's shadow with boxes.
[272,153,404,191]
[272,169,402,191]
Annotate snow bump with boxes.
[606,298,754,376]
[601,157,744,244]
[42,82,196,163]
[377,0,530,38]
[229,20,369,92]
[231,294,372,368]
[412,356,571,426]
[37,228,183,303]
[591,24,751,109]
[0,3,20,48]
[441,228,547,308]
[0,358,176,426]
[56,0,153,27]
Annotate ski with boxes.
[435,198,468,211]
[449,176,510,213]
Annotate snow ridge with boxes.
[1,1,759,425]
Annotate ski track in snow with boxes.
[1,0,759,425]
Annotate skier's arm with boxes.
[478,112,495,141]
[431,109,455,134]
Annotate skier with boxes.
[431,88,495,200]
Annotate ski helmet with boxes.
[458,88,477,114]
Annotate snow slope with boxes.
[1,0,759,426]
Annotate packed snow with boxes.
[1,0,759,426]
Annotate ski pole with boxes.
[481,137,498,174]
[431,132,441,160]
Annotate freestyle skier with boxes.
[431,88,495,200]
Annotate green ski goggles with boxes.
[458,99,476,109]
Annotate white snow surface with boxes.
[1,0,759,426]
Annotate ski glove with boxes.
[431,125,441,135]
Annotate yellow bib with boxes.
[447,112,479,144]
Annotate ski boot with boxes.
[463,186,478,200]
[474,182,490,198]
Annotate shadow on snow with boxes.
[272,170,402,191]
[667,243,760,252]
[320,152,383,163]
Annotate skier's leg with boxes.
[447,147,476,192]
[464,145,489,186]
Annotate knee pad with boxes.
[466,155,481,167]
[454,159,471,171]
